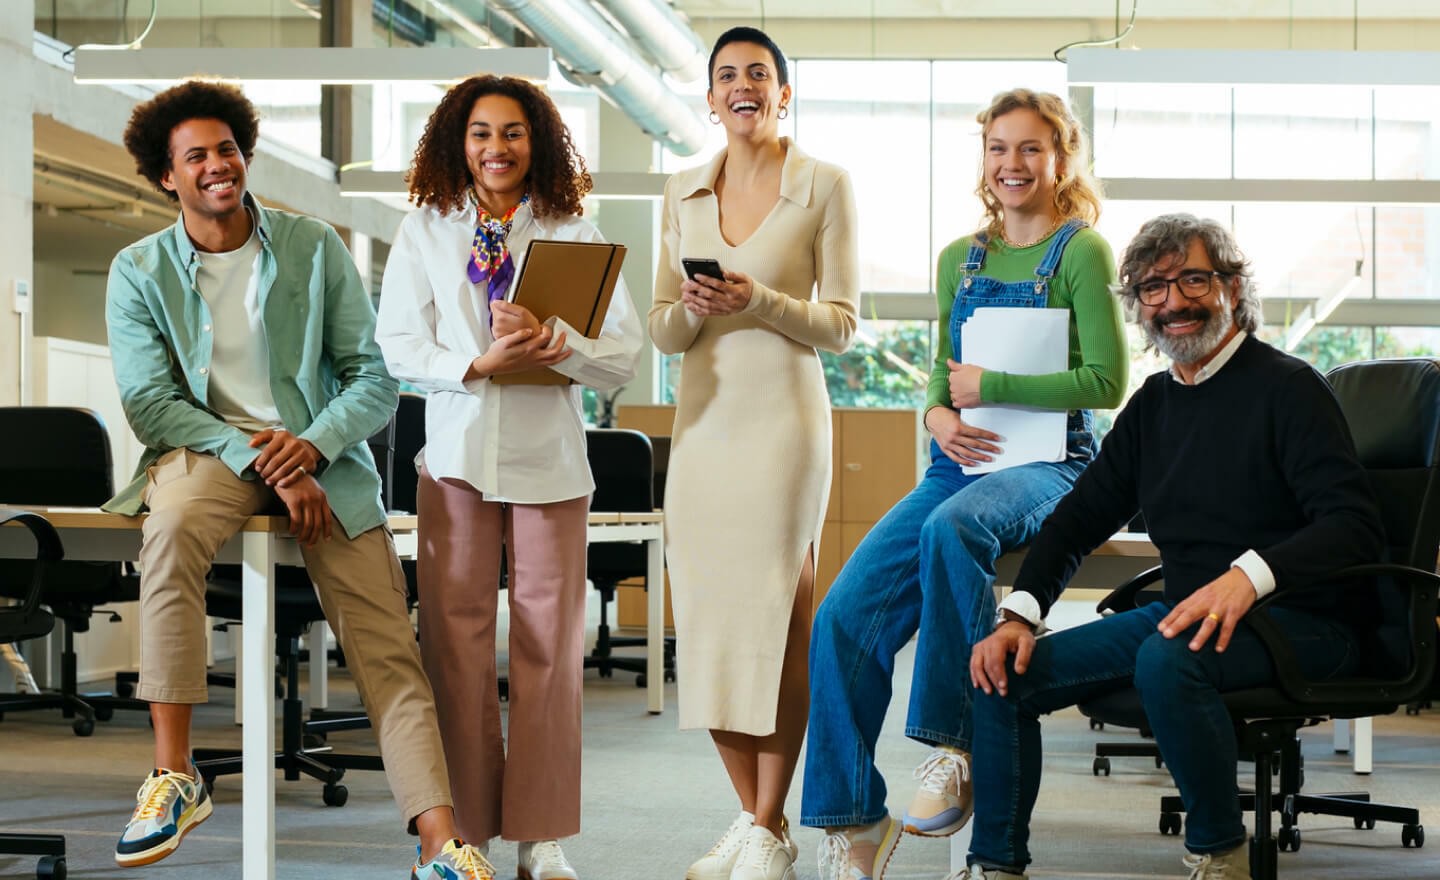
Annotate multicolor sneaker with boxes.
[114,767,213,866]
[1183,843,1252,879]
[518,839,579,880]
[686,810,754,880]
[902,747,973,836]
[816,815,902,880]
[944,866,1028,880]
[412,838,496,880]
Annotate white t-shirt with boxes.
[195,221,282,433]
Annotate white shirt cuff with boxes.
[1231,549,1276,599]
[997,591,1043,628]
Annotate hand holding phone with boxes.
[682,257,725,282]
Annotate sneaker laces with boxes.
[816,832,859,880]
[132,771,190,822]
[1183,852,1240,879]
[528,840,571,869]
[707,814,751,857]
[445,841,496,880]
[914,749,970,795]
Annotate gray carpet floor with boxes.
[3,599,1439,879]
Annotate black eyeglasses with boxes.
[1131,270,1226,306]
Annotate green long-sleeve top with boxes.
[925,227,1128,414]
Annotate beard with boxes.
[1144,297,1235,366]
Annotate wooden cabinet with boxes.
[610,404,921,626]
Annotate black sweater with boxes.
[1015,334,1384,618]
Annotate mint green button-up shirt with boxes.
[103,195,398,539]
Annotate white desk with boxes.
[1,507,664,880]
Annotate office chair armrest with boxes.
[1095,565,1164,614]
[1247,561,1440,707]
[0,509,64,616]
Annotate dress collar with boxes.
[673,137,817,209]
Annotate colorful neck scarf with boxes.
[467,191,529,318]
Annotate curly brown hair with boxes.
[407,75,591,218]
[123,80,260,203]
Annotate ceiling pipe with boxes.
[591,0,707,83]
[486,0,707,156]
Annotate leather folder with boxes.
[491,239,627,386]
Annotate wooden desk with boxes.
[2,507,664,880]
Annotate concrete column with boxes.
[0,2,36,406]
[592,101,660,405]
[321,0,373,168]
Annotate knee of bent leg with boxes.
[1134,631,1202,698]
[140,502,216,568]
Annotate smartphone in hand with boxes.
[682,257,725,282]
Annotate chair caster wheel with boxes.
[117,681,134,698]
[1092,757,1110,776]
[1354,816,1376,830]
[1154,755,1164,769]
[1278,827,1301,852]
[203,776,215,795]
[664,669,676,683]
[1159,812,1182,835]
[1089,718,1103,730]
[72,718,94,737]
[323,783,348,807]
[94,705,115,722]
[1402,824,1425,848]
[635,674,646,688]
[36,854,66,879]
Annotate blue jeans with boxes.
[967,602,1363,871]
[800,428,1091,829]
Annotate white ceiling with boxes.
[671,0,1437,20]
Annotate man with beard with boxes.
[955,214,1383,880]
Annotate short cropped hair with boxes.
[123,80,260,202]
[707,26,789,88]
[406,75,591,218]
[1117,213,1261,334]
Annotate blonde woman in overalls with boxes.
[804,89,1129,880]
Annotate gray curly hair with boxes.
[1116,213,1261,334]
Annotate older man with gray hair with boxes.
[956,214,1384,880]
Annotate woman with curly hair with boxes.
[376,75,642,880]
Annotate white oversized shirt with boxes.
[376,200,643,504]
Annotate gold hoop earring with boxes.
[778,105,789,120]
[708,111,720,124]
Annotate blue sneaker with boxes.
[115,767,213,866]
[413,838,495,880]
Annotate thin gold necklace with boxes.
[999,216,1065,249]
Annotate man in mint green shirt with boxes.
[105,80,493,879]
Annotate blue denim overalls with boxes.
[940,217,1097,465]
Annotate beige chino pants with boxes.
[415,468,589,843]
[135,448,452,825]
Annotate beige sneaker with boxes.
[518,839,578,880]
[1183,842,1252,879]
[686,811,755,880]
[816,815,902,880]
[902,747,973,836]
[730,824,797,880]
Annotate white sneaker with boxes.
[903,747,973,836]
[518,839,578,880]
[1183,843,1252,879]
[687,811,755,880]
[730,824,797,880]
[943,866,1028,880]
[816,815,902,880]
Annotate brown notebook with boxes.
[490,239,628,386]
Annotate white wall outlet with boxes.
[12,278,31,314]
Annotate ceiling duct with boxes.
[591,0,707,84]
[487,0,707,156]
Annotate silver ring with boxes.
[296,466,307,477]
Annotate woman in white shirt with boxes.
[376,75,642,880]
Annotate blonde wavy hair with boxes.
[974,88,1103,243]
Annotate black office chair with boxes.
[192,418,397,807]
[0,509,69,879]
[583,429,675,687]
[1078,358,1440,880]
[0,407,148,736]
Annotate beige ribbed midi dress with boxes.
[649,139,860,735]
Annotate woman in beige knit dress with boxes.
[649,26,859,880]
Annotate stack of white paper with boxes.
[958,307,1070,475]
